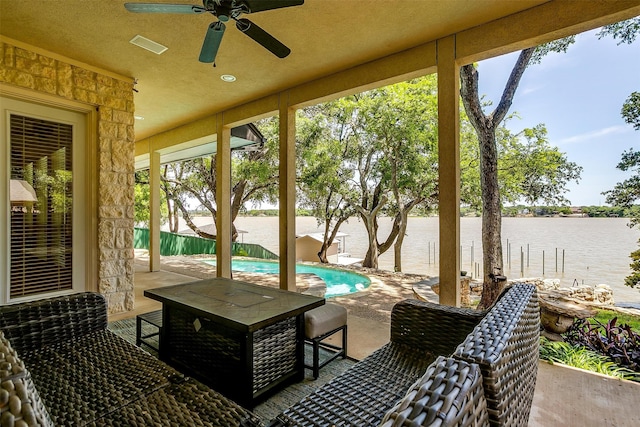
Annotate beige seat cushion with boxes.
[304,303,347,339]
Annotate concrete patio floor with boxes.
[113,258,640,426]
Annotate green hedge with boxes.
[134,228,278,259]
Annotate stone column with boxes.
[0,42,136,313]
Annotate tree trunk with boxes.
[460,48,534,309]
[479,129,504,307]
[169,202,179,233]
[356,180,386,269]
[317,243,329,263]
[317,216,349,263]
[392,201,421,272]
[394,213,407,272]
[361,213,379,268]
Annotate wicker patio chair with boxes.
[269,283,538,427]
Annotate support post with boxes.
[279,93,297,291]
[216,115,232,278]
[149,150,161,272]
[437,35,461,307]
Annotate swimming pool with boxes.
[201,259,370,297]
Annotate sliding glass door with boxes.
[1,97,86,302]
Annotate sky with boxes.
[476,27,639,207]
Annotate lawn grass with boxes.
[591,309,640,331]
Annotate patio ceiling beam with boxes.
[287,42,437,109]
[456,0,640,65]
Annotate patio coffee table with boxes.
[144,278,324,408]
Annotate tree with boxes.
[597,16,640,44]
[605,150,640,289]
[621,92,640,130]
[599,17,640,290]
[134,170,168,227]
[347,78,440,270]
[161,163,184,233]
[160,117,280,241]
[460,37,575,308]
[297,100,358,263]
[296,77,441,270]
[499,124,582,207]
[369,80,439,271]
[460,119,582,210]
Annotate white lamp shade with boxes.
[10,179,38,202]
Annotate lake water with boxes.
[229,216,640,304]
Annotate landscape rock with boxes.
[509,278,615,306]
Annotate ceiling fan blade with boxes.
[124,3,206,14]
[242,0,304,13]
[199,21,226,63]
[235,18,290,58]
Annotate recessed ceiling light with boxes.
[221,74,236,82]
[130,35,168,55]
[135,116,145,120]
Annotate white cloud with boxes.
[521,85,544,96]
[557,126,630,145]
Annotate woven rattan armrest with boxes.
[379,356,489,427]
[0,292,108,353]
[390,299,486,356]
[453,283,539,427]
[0,332,54,427]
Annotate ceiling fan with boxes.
[124,0,304,64]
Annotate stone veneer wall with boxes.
[0,41,135,313]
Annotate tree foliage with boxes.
[134,170,167,227]
[461,120,582,210]
[500,124,582,206]
[158,118,280,241]
[621,92,640,130]
[597,17,640,45]
[296,101,358,263]
[600,17,640,289]
[295,77,442,270]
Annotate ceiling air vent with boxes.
[129,35,168,55]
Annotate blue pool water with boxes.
[202,259,370,297]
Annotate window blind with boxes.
[9,114,73,298]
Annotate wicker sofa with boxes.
[270,283,540,427]
[0,284,538,427]
[0,292,262,427]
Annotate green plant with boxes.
[565,317,640,372]
[234,248,249,257]
[539,338,638,381]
